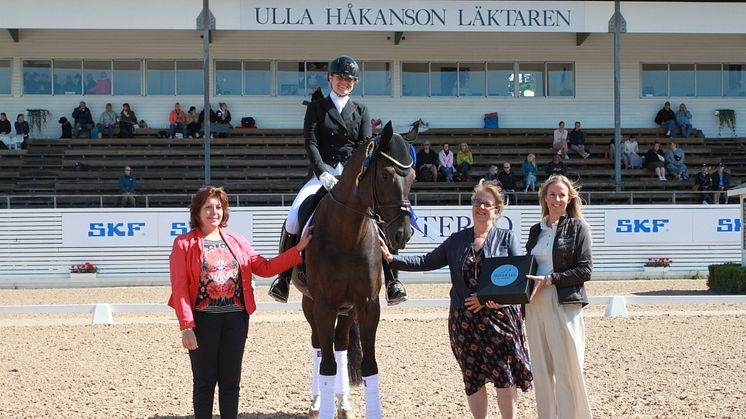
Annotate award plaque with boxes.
[476,255,537,305]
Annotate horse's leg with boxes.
[357,299,382,418]
[313,299,338,419]
[302,296,322,418]
[334,314,353,418]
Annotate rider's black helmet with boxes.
[328,56,360,80]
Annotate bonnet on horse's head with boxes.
[377,121,416,176]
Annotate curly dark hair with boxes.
[189,185,230,229]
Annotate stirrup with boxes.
[268,274,290,303]
[385,279,408,306]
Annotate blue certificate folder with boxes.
[476,255,537,305]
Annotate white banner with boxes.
[605,208,740,244]
[409,207,522,244]
[62,210,254,248]
[239,0,585,32]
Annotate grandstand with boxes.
[1,127,743,208]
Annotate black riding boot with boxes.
[383,259,408,306]
[268,228,298,303]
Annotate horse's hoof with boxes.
[336,407,353,419]
[307,409,319,419]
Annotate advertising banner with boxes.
[408,207,522,244]
[605,208,740,244]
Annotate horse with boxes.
[297,121,415,418]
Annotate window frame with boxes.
[0,58,10,96]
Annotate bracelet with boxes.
[182,327,193,332]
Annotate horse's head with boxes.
[357,121,416,250]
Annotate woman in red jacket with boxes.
[169,185,312,419]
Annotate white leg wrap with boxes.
[334,350,350,395]
[363,374,382,419]
[311,348,322,397]
[319,374,336,419]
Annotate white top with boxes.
[623,140,639,154]
[329,91,350,114]
[438,150,453,168]
[553,129,568,145]
[531,217,558,277]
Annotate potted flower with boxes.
[69,262,98,279]
[643,258,671,273]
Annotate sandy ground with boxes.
[1,280,745,418]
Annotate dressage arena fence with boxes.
[3,295,746,325]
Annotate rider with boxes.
[268,55,408,305]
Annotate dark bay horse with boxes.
[300,121,415,418]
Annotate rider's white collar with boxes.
[330,91,350,114]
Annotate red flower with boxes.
[206,282,222,299]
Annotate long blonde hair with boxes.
[471,179,505,222]
[538,175,584,220]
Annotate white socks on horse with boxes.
[363,374,382,418]
[319,374,336,419]
[310,349,322,412]
[334,350,351,409]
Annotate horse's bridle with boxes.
[327,137,413,233]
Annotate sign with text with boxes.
[62,210,254,248]
[409,207,522,244]
[240,1,585,32]
[605,208,740,244]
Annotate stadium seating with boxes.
[0,127,742,207]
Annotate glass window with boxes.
[243,61,271,95]
[547,63,574,96]
[430,62,458,97]
[277,61,304,96]
[113,61,141,96]
[641,64,668,97]
[215,61,241,96]
[401,62,429,97]
[84,61,112,95]
[147,60,175,95]
[458,63,485,97]
[23,60,52,95]
[487,63,514,97]
[361,62,391,96]
[669,64,694,97]
[176,61,203,95]
[724,64,746,97]
[518,63,544,97]
[695,64,721,97]
[0,60,9,94]
[53,60,82,95]
[306,61,328,96]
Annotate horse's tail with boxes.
[347,320,363,386]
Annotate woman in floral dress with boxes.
[381,180,532,419]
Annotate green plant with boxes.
[707,263,746,293]
[714,109,736,136]
[26,108,50,134]
[644,258,672,267]
[70,262,98,273]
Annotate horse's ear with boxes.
[379,120,393,148]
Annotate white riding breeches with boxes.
[285,162,344,235]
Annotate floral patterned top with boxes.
[194,239,243,313]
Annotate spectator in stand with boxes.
[545,154,567,177]
[84,73,96,92]
[97,103,118,139]
[456,142,474,182]
[483,165,499,186]
[497,162,519,205]
[644,142,667,181]
[186,106,200,139]
[86,71,111,95]
[199,107,218,138]
[693,164,713,204]
[15,113,30,140]
[711,163,731,205]
[675,103,693,138]
[72,101,94,138]
[438,143,455,182]
[622,136,643,169]
[655,101,677,138]
[213,102,232,138]
[0,112,11,134]
[568,121,590,159]
[415,141,439,182]
[553,121,569,160]
[119,103,137,138]
[606,138,615,161]
[522,153,538,192]
[119,165,136,208]
[169,102,187,139]
[665,141,689,181]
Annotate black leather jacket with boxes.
[525,215,592,306]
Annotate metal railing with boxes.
[0,190,735,209]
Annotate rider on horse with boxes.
[268,55,408,305]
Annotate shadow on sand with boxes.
[631,289,721,296]
[149,413,307,419]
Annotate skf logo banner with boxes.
[605,208,739,244]
[62,211,253,247]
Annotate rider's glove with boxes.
[319,172,339,191]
